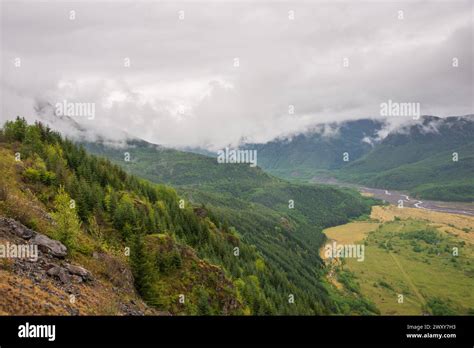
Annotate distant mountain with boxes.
[244,119,384,180]
[336,116,474,201]
[245,116,474,202]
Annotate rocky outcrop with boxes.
[31,233,67,258]
[0,217,89,284]
[46,265,71,284]
[0,216,155,315]
[65,264,92,281]
[0,217,67,257]
[46,264,92,284]
[0,217,35,239]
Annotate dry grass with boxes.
[323,221,380,246]
[371,205,474,245]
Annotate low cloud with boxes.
[1,1,472,149]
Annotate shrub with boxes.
[0,183,8,201]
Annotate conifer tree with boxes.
[51,186,81,250]
[130,232,154,300]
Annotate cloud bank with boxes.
[1,1,473,150]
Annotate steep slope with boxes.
[83,131,377,315]
[1,117,377,315]
[0,216,156,315]
[0,119,250,314]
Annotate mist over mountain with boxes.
[40,111,472,203]
[247,115,474,201]
[2,1,473,150]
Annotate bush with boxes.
[401,229,439,245]
[23,167,56,185]
[426,298,456,315]
[378,280,393,290]
[0,183,8,201]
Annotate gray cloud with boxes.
[1,0,472,150]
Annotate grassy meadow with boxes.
[322,206,474,315]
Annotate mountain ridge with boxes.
[239,115,474,202]
[0,117,378,315]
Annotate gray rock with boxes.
[65,264,92,281]
[58,269,70,284]
[46,265,61,276]
[47,265,71,284]
[71,275,83,283]
[0,217,36,239]
[31,234,67,258]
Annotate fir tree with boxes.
[130,232,154,300]
[51,186,81,250]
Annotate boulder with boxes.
[31,234,67,258]
[65,264,92,281]
[0,217,36,239]
[71,275,83,283]
[46,265,71,284]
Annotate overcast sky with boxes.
[1,0,473,149]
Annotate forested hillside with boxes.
[245,119,382,180]
[84,136,378,314]
[0,118,377,315]
[238,116,474,202]
[336,116,474,201]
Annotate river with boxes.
[310,177,474,217]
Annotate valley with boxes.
[310,176,474,217]
[0,118,378,315]
[321,205,474,315]
[81,115,474,316]
[0,117,472,316]
[252,115,474,203]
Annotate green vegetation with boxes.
[336,218,474,315]
[0,117,377,315]
[0,118,244,314]
[51,186,81,250]
[247,119,382,179]
[332,117,474,201]
[84,133,378,315]
[130,232,155,301]
[337,142,474,202]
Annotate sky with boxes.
[1,0,473,150]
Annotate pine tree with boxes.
[22,125,43,157]
[51,186,81,250]
[130,232,154,300]
[3,116,27,142]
